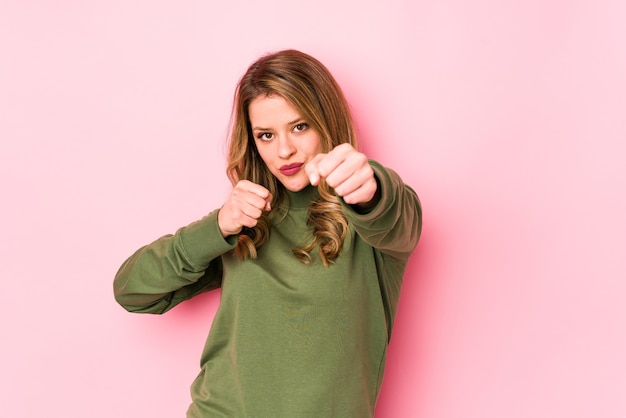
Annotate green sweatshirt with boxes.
[114,161,422,417]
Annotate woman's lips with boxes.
[279,162,303,176]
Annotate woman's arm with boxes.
[113,210,237,314]
[342,160,422,259]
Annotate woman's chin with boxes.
[278,175,310,192]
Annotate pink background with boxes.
[1,1,625,417]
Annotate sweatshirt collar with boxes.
[285,185,319,209]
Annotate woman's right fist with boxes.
[217,180,272,237]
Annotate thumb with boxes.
[305,154,325,186]
[265,192,273,211]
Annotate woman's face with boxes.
[249,94,323,192]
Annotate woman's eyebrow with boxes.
[252,118,304,131]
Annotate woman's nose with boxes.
[277,134,296,158]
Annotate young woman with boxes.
[114,49,422,417]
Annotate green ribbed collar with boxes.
[285,185,320,209]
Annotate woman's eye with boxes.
[294,123,309,132]
[257,132,273,141]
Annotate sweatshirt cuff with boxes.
[179,210,237,269]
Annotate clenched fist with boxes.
[218,180,273,237]
[305,143,378,207]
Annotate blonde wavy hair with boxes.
[225,49,358,266]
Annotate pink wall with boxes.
[1,1,625,417]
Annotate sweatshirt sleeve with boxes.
[342,160,422,260]
[113,209,237,314]
[342,160,422,339]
